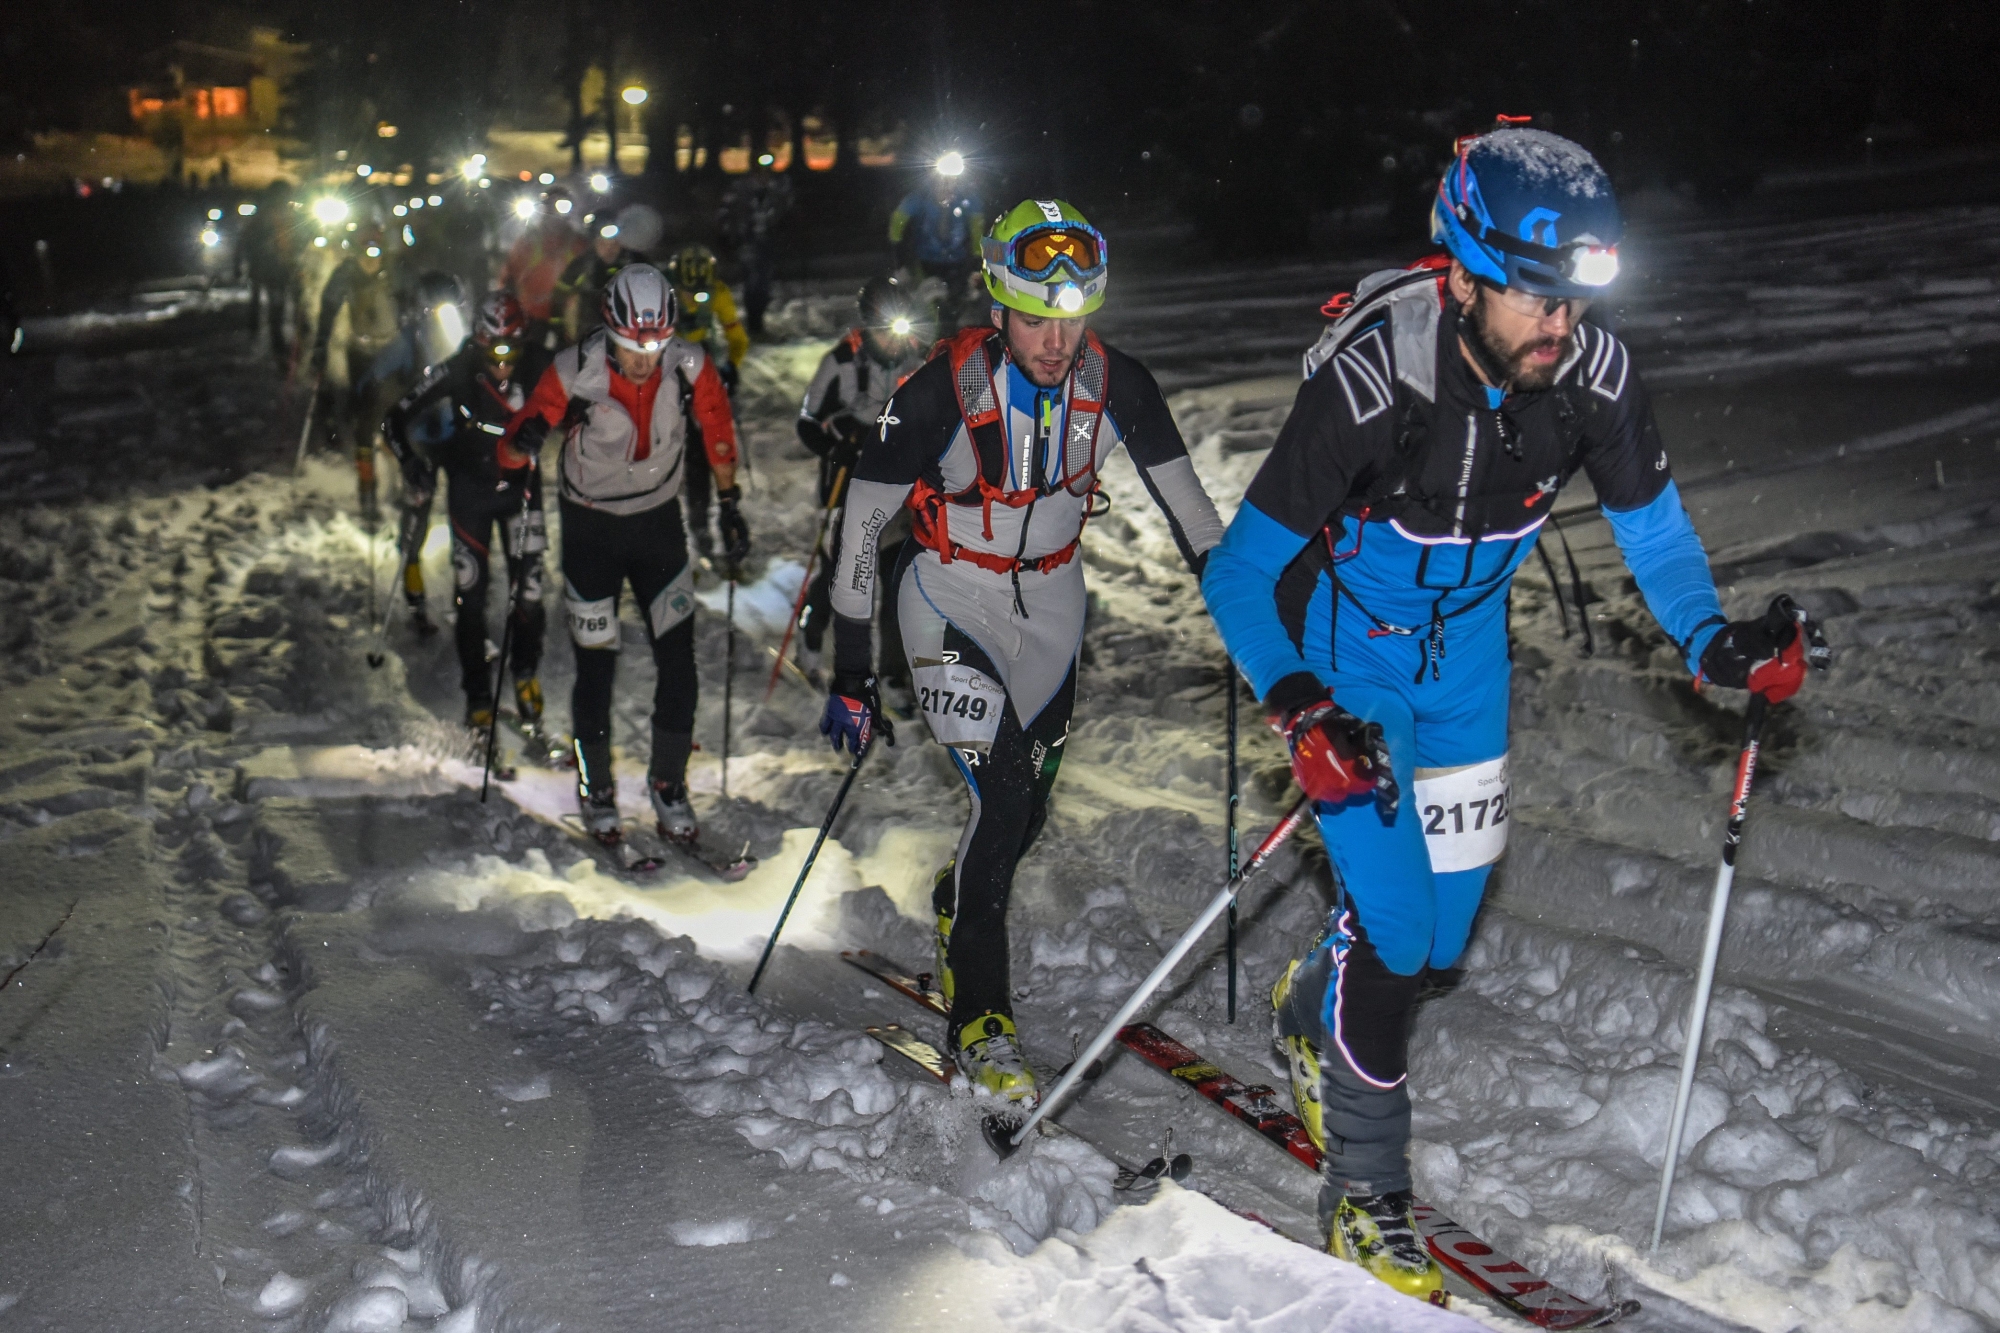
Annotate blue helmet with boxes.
[1432,128,1623,298]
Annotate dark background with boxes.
[4,0,1999,299]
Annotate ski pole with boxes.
[746,746,867,994]
[722,563,737,798]
[1008,794,1313,1149]
[479,554,526,804]
[1649,692,1767,1252]
[293,371,323,474]
[1225,661,1241,1023]
[765,463,850,701]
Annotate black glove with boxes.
[715,484,751,564]
[718,361,740,397]
[829,416,868,471]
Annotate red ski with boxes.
[1117,1022,1637,1329]
[842,950,1637,1329]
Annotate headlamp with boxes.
[513,197,538,221]
[1053,284,1084,313]
[554,198,573,215]
[890,316,913,336]
[600,224,619,239]
[237,203,256,216]
[199,228,221,248]
[589,173,611,193]
[365,245,382,258]
[312,196,350,225]
[935,151,966,178]
[1566,245,1619,287]
[694,291,709,304]
[207,208,223,220]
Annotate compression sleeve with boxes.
[711,284,750,367]
[1603,480,1727,671]
[1201,500,1321,705]
[688,355,738,467]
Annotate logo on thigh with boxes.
[452,538,481,591]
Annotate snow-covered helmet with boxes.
[474,292,527,363]
[601,263,677,352]
[611,203,663,255]
[1432,127,1623,299]
[982,199,1108,318]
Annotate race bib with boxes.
[1413,755,1509,873]
[565,584,618,650]
[912,656,1005,750]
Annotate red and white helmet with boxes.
[474,291,527,350]
[602,263,677,352]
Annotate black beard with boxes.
[1462,295,1571,393]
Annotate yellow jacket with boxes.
[674,279,749,368]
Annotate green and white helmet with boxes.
[981,199,1108,318]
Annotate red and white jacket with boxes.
[502,328,737,517]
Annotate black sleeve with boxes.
[855,353,957,486]
[1240,366,1389,539]
[1102,347,1187,467]
[1569,324,1673,512]
[382,354,460,467]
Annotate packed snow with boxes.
[1,200,1998,1332]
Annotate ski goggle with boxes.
[986,222,1107,283]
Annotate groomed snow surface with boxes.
[2,202,1999,1332]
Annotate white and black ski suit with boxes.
[828,326,1224,1036]
[502,329,739,790]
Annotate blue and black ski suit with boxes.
[1201,272,1728,1204]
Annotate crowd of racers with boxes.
[221,129,1822,1306]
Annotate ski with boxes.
[863,1022,1191,1197]
[1116,1022,1639,1330]
[841,951,1634,1329]
[554,814,756,882]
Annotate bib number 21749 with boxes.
[912,656,1005,751]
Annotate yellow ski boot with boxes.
[1271,959,1327,1151]
[952,1013,1038,1107]
[1328,1190,1445,1302]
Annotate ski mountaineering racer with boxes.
[383,291,557,745]
[310,217,407,523]
[367,269,480,638]
[822,200,1225,1107]
[793,275,927,685]
[500,264,749,845]
[667,243,750,560]
[554,203,662,346]
[1200,126,1823,1298]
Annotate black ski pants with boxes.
[930,629,1075,1040]
[560,497,699,787]
[450,474,544,704]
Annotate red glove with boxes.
[1275,698,1398,815]
[1699,594,1830,704]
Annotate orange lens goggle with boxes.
[1009,225,1105,281]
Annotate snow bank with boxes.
[931,1182,1468,1332]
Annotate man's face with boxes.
[594,235,622,263]
[1450,261,1582,392]
[611,343,664,381]
[992,307,1085,388]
